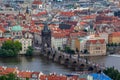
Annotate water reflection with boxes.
[0,56,73,74]
[0,56,119,74]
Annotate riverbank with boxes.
[0,66,111,80]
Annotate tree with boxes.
[25,46,34,56]
[58,47,61,51]
[114,43,117,46]
[0,73,20,80]
[118,43,120,46]
[84,49,88,54]
[7,73,17,80]
[110,43,114,46]
[103,67,120,80]
[13,41,22,53]
[116,73,120,80]
[76,48,79,53]
[64,46,71,53]
[1,40,22,57]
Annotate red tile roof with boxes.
[0,26,5,32]
[60,11,74,17]
[109,32,120,37]
[4,67,17,74]
[52,33,67,38]
[0,38,12,42]
[40,74,67,80]
[87,39,105,44]
[30,28,40,33]
[18,71,33,78]
[70,32,87,37]
[37,11,47,16]
[32,0,42,5]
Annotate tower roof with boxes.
[89,21,93,29]
[42,22,51,33]
[26,6,29,14]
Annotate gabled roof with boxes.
[4,67,17,74]
[109,32,120,37]
[52,33,67,38]
[32,0,42,5]
[60,11,74,17]
[18,71,33,78]
[87,39,105,44]
[0,26,5,32]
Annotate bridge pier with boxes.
[40,48,102,72]
[48,55,53,59]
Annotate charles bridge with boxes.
[32,22,105,72]
[37,47,104,72]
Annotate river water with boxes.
[0,55,119,74]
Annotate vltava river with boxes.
[0,55,119,74]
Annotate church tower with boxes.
[25,6,31,24]
[88,21,95,35]
[41,22,51,52]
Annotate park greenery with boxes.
[107,43,120,47]
[64,46,75,54]
[0,73,29,80]
[0,73,20,80]
[0,40,22,57]
[25,46,34,56]
[103,67,120,80]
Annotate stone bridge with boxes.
[40,48,102,71]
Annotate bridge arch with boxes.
[72,61,77,65]
[64,58,70,66]
[88,66,94,71]
[71,61,77,69]
[58,56,62,63]
[53,54,56,59]
[47,50,51,56]
[79,64,85,71]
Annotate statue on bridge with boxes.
[41,22,51,52]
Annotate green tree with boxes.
[118,43,120,46]
[114,43,117,46]
[7,73,17,80]
[0,75,7,80]
[116,73,120,80]
[76,48,79,53]
[1,40,22,57]
[103,67,120,80]
[25,46,34,56]
[0,73,20,80]
[13,41,22,53]
[26,78,29,80]
[64,46,71,53]
[58,47,61,51]
[84,49,88,54]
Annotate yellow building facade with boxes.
[86,39,106,56]
[108,32,120,44]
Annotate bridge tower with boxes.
[41,23,51,52]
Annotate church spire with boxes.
[42,22,51,33]
[26,6,29,14]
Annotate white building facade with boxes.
[51,35,67,50]
[14,38,32,54]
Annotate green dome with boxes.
[11,25,22,31]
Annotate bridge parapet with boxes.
[40,47,103,72]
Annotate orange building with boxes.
[86,39,106,56]
[108,32,120,44]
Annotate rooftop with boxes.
[11,25,22,31]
